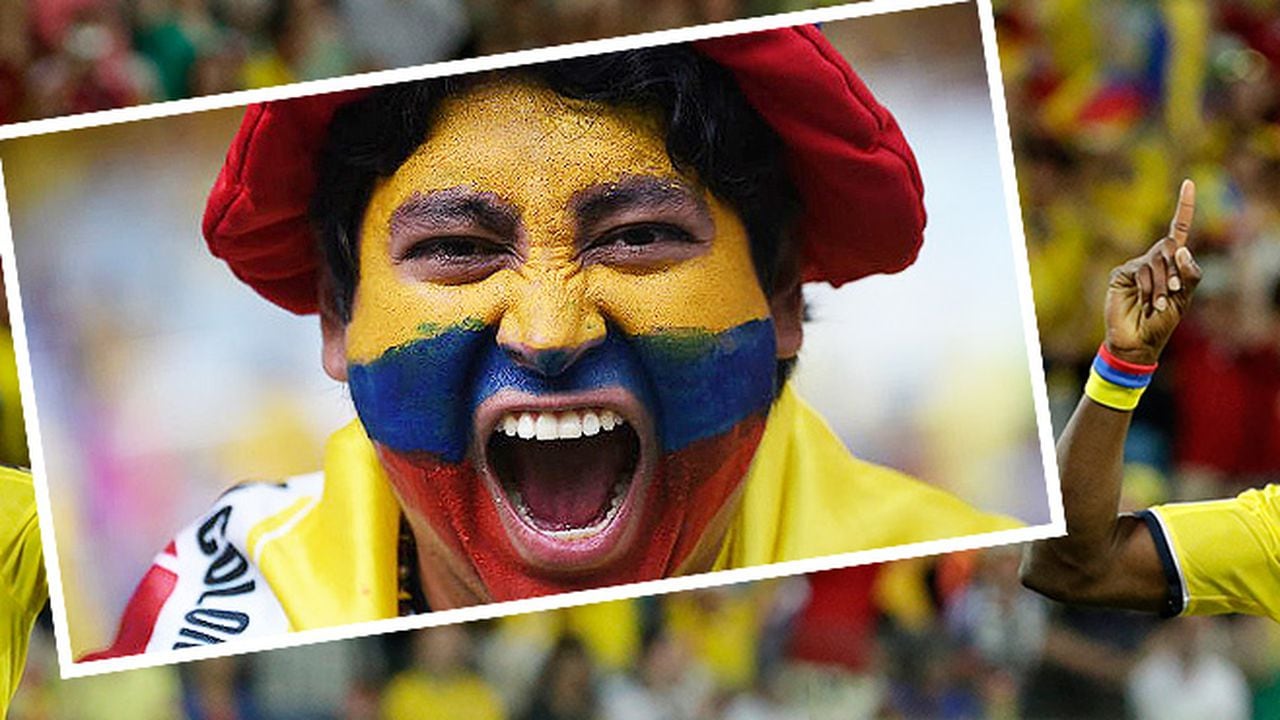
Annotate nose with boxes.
[502,343,599,376]
[497,274,606,377]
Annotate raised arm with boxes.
[1022,180,1201,611]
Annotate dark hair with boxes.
[310,43,801,323]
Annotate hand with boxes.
[1103,180,1202,366]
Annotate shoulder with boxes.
[0,467,43,710]
[1145,485,1280,620]
[381,672,502,719]
[84,474,325,659]
[732,386,1021,565]
[803,456,1021,553]
[1147,485,1280,555]
[0,467,45,617]
[0,466,37,539]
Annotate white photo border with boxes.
[0,0,1065,680]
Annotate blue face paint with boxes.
[632,323,777,454]
[347,319,777,462]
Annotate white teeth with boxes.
[558,411,582,439]
[495,407,627,441]
[517,413,536,439]
[535,413,558,440]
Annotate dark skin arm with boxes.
[1022,180,1202,611]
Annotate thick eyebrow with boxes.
[389,188,519,241]
[571,175,712,236]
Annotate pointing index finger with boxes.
[1169,178,1196,248]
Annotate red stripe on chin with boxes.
[377,415,766,606]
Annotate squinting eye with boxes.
[397,236,511,284]
[402,237,498,262]
[581,222,707,270]
[594,224,695,249]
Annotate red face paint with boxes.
[378,415,766,605]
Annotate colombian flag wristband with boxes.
[1084,344,1157,412]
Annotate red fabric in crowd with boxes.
[1172,320,1280,477]
[787,565,881,672]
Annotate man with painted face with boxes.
[90,26,1016,656]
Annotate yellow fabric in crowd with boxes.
[240,52,295,90]
[874,558,938,633]
[379,670,505,720]
[1162,0,1209,144]
[490,599,640,673]
[1153,485,1280,621]
[48,669,182,720]
[1,467,45,715]
[562,600,640,673]
[664,589,765,691]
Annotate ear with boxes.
[769,244,804,359]
[320,304,349,382]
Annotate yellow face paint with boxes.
[346,79,771,365]
[342,77,783,599]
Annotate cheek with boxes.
[346,268,512,365]
[634,319,777,454]
[585,263,763,337]
[583,227,776,453]
[347,325,494,462]
[585,210,769,337]
[347,189,513,365]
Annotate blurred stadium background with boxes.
[0,0,867,124]
[7,0,1280,717]
[0,0,1046,677]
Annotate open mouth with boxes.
[474,390,653,570]
[488,408,640,535]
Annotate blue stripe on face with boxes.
[347,319,777,462]
[632,323,777,454]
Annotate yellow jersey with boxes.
[1,467,45,713]
[91,384,1018,656]
[1143,484,1280,620]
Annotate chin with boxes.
[375,412,768,604]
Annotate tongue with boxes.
[507,433,629,529]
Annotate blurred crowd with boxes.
[1002,0,1280,497]
[0,0,847,123]
[11,549,1278,719]
[1000,0,1280,717]
[10,0,1280,718]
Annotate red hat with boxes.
[203,25,925,315]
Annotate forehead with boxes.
[381,79,686,206]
